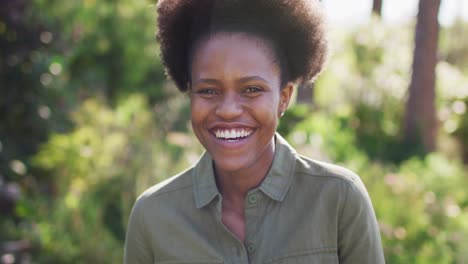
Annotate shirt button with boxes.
[246,242,256,253]
[248,194,257,204]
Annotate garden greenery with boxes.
[1,1,467,263]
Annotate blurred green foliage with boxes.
[25,95,201,262]
[1,1,468,263]
[32,0,168,104]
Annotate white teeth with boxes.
[214,128,252,139]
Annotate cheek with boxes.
[190,97,211,124]
[254,97,280,123]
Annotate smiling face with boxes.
[190,32,293,176]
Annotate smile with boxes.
[213,128,253,141]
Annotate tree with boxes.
[372,0,383,17]
[0,0,49,181]
[404,0,441,153]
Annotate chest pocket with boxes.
[265,248,338,264]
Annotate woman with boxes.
[125,0,385,263]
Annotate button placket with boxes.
[245,191,260,262]
[248,193,257,205]
[246,241,256,254]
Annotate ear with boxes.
[278,82,294,117]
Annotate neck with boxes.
[215,138,275,204]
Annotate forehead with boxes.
[190,32,281,81]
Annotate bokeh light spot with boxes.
[49,62,62,75]
[38,106,51,119]
[40,31,53,44]
[10,160,27,175]
[40,73,53,86]
[452,100,466,115]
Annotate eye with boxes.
[196,88,218,97]
[243,86,264,96]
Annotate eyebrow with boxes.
[237,76,269,83]
[193,76,269,86]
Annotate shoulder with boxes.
[292,155,378,224]
[134,166,195,211]
[292,154,372,208]
[124,167,198,263]
[295,155,364,187]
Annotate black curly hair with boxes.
[156,0,328,92]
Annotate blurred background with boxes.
[1,0,467,263]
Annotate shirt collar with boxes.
[192,133,297,209]
[259,133,297,202]
[192,151,219,209]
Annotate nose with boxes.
[215,93,243,120]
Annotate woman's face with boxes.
[190,32,293,175]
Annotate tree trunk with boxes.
[404,0,441,153]
[372,0,383,17]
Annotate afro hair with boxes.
[156,0,329,92]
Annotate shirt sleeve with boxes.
[338,176,386,264]
[124,198,153,264]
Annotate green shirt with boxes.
[124,134,385,263]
